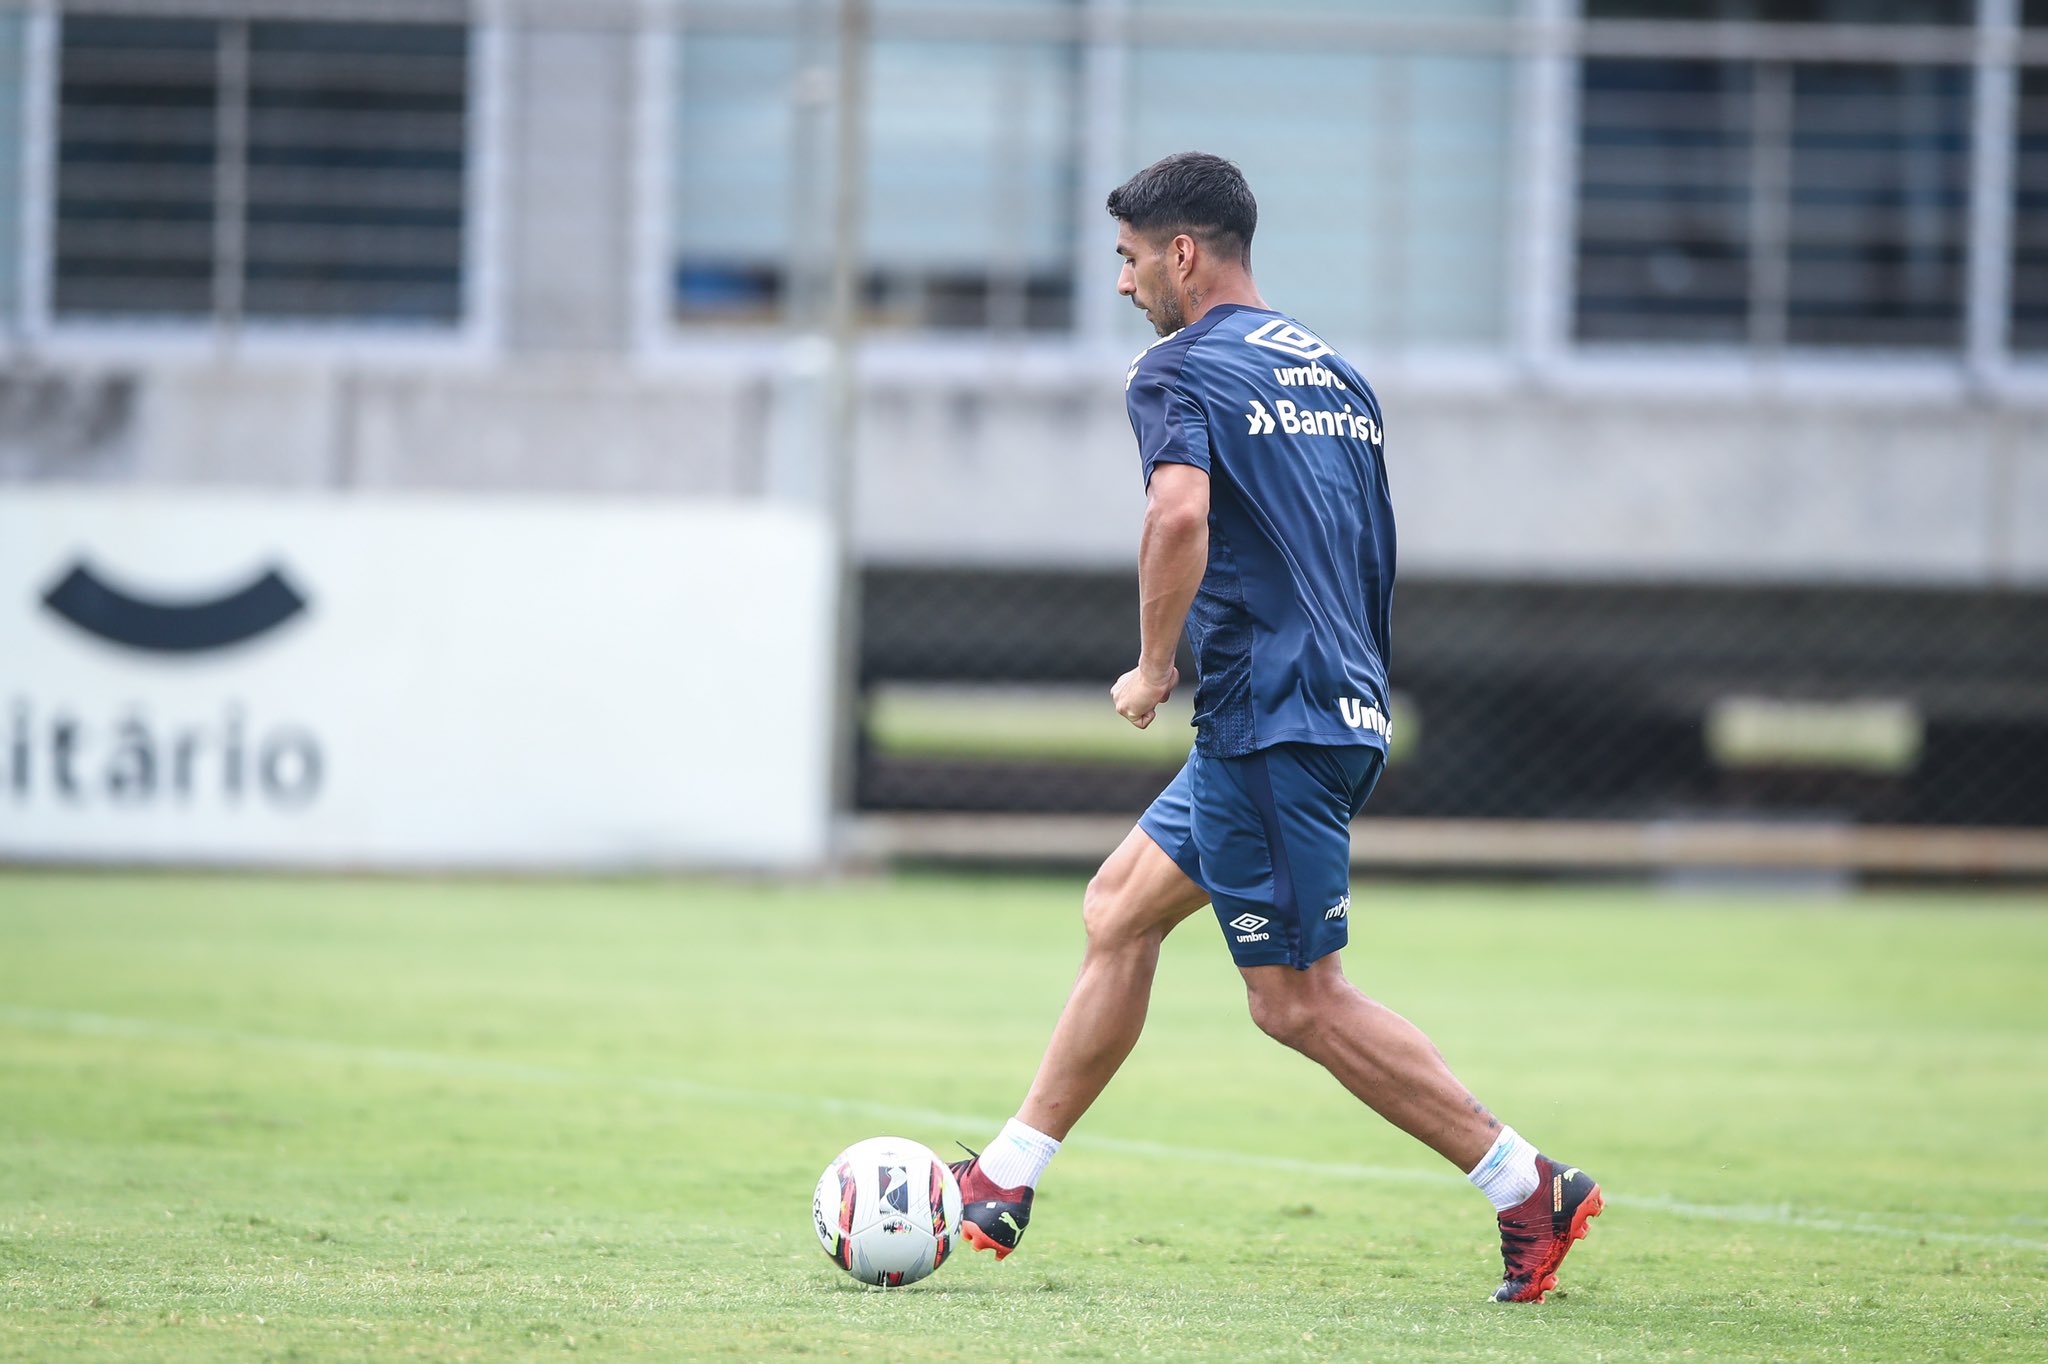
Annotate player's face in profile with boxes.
[1115,222,1184,337]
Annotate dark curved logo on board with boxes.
[40,559,309,654]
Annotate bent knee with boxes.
[1081,872,1162,955]
[1246,984,1316,1049]
[1245,970,1347,1049]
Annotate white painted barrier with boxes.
[0,491,836,869]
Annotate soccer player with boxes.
[952,153,1601,1303]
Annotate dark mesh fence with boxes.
[859,568,2048,830]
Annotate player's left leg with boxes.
[1206,743,1602,1302]
[1241,956,1603,1302]
[1193,743,1500,1159]
[1241,953,1499,1167]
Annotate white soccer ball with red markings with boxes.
[812,1136,963,1287]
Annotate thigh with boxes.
[1094,821,1212,943]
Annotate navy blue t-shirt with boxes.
[1125,304,1395,758]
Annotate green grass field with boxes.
[3,871,2045,1362]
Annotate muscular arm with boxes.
[1137,463,1210,677]
[1113,462,1210,728]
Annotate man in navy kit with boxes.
[951,153,1602,1303]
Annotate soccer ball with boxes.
[812,1136,963,1287]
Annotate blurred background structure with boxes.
[1,0,2045,877]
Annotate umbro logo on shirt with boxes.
[1244,318,1332,361]
[1272,362,1349,392]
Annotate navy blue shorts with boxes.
[1139,742,1386,970]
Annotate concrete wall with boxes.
[5,355,2043,588]
[852,378,2048,585]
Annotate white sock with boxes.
[1466,1126,1541,1213]
[977,1117,1061,1191]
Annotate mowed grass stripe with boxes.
[6,1003,2042,1255]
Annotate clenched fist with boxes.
[1111,663,1179,729]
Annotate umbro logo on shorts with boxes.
[1227,913,1272,944]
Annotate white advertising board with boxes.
[0,490,836,869]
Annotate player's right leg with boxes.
[956,799,1210,1259]
[1015,822,1210,1139]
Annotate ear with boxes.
[1172,232,1199,277]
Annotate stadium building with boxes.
[2,0,2045,870]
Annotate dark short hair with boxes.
[1106,152,1257,266]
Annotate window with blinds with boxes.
[0,12,22,328]
[2014,67,2048,351]
[1583,1,1970,22]
[54,14,467,326]
[1576,56,1971,349]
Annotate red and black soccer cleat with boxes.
[949,1148,1034,1260]
[1491,1155,1603,1303]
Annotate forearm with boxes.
[1136,505,1207,678]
